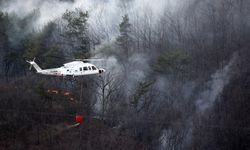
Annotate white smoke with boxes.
[195,53,238,112]
[0,0,183,33]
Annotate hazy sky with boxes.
[0,0,183,28]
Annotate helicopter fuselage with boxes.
[28,61,105,77]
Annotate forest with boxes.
[0,0,250,149]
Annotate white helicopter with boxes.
[26,58,105,77]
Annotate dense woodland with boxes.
[0,0,250,149]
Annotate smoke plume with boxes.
[195,53,238,112]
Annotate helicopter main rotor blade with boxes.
[42,55,105,62]
[75,59,104,61]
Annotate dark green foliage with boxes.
[131,80,155,110]
[155,50,189,77]
[62,9,90,58]
[116,14,132,59]
[23,22,64,68]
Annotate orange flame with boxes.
[47,89,76,102]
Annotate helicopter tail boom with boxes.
[26,60,42,72]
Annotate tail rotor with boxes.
[27,58,36,70]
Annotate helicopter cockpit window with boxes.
[92,66,97,70]
[88,66,91,70]
[83,67,88,71]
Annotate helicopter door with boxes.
[83,67,88,74]
[79,67,83,75]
